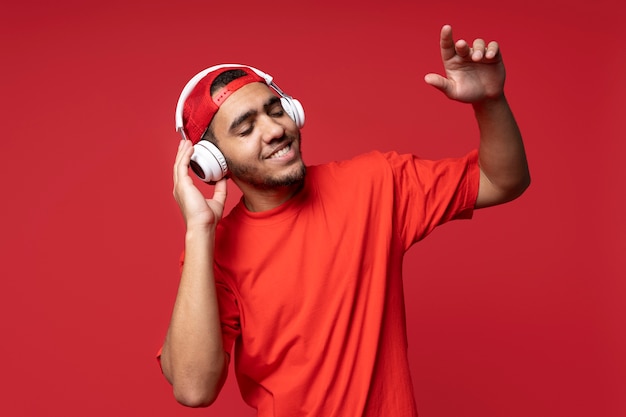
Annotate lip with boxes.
[264,141,295,160]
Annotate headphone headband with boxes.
[175,64,299,144]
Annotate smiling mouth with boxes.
[267,143,292,159]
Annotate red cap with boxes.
[182,67,265,144]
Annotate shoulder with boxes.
[308,151,395,180]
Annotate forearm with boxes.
[474,95,530,208]
[161,227,227,407]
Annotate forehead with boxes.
[212,82,276,129]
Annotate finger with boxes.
[472,38,486,61]
[439,24,456,61]
[181,139,194,163]
[485,40,500,59]
[211,178,228,207]
[424,73,452,95]
[173,139,189,168]
[173,140,185,183]
[454,39,471,58]
[174,140,193,183]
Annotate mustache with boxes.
[273,130,300,145]
[264,131,301,158]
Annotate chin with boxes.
[264,163,306,187]
[229,160,306,189]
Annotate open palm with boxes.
[425,25,506,103]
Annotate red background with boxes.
[1,0,624,415]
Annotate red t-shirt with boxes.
[208,150,479,417]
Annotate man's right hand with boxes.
[173,139,228,230]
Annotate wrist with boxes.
[472,94,507,113]
[185,223,215,240]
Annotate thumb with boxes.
[424,73,450,95]
[212,178,228,207]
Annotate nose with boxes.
[259,114,285,144]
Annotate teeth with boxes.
[269,144,291,159]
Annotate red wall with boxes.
[1,0,624,416]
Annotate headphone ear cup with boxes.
[280,97,305,128]
[190,140,229,183]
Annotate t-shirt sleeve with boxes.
[213,266,242,354]
[384,149,479,248]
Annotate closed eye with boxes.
[266,97,284,118]
[269,106,284,118]
[237,123,254,137]
[230,95,285,136]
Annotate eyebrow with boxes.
[228,96,282,132]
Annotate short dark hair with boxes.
[210,69,248,96]
[201,69,249,144]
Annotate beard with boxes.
[225,135,306,189]
[227,159,306,189]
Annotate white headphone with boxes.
[175,64,305,182]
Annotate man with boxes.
[158,24,530,416]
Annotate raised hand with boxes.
[173,139,227,230]
[424,25,506,103]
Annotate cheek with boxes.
[221,140,260,166]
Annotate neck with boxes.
[235,180,304,212]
